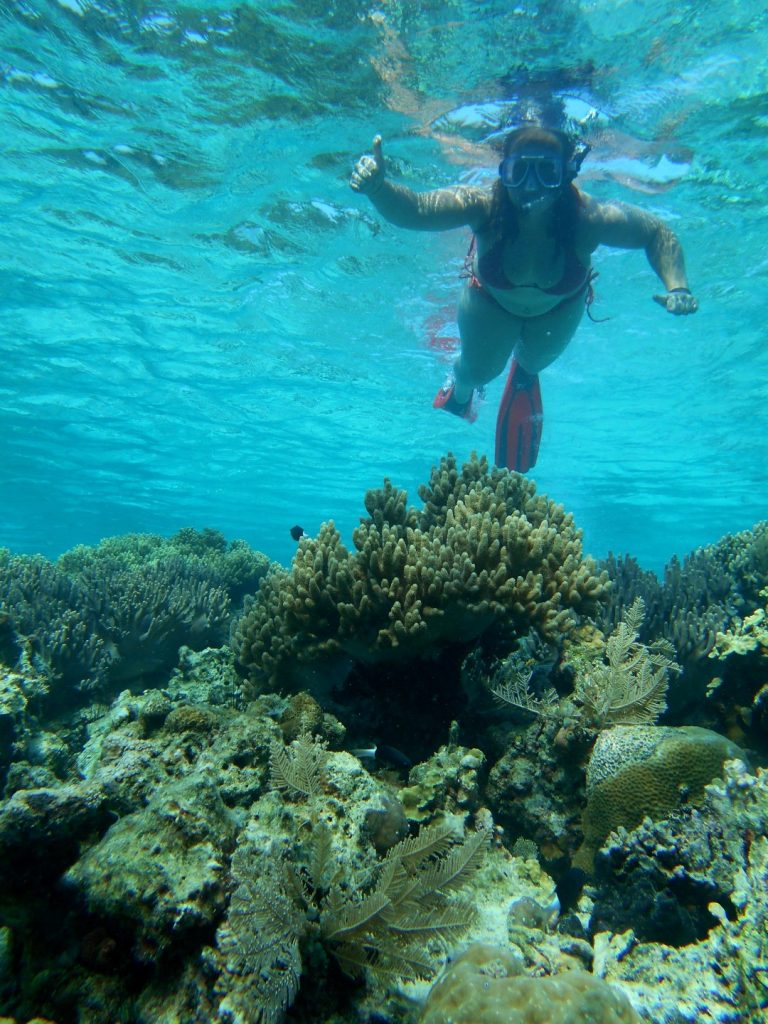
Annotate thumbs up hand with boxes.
[350,135,386,195]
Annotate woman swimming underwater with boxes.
[350,124,697,471]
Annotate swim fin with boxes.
[495,359,543,472]
[433,381,478,423]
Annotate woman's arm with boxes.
[350,135,491,233]
[580,194,698,315]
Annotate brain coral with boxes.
[234,454,608,690]
[419,943,640,1024]
[574,724,745,871]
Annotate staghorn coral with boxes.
[234,453,608,691]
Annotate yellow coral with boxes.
[233,454,608,690]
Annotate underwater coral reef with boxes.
[0,462,766,1024]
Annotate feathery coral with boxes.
[575,597,678,727]
[217,731,489,1023]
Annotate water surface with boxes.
[2,0,766,573]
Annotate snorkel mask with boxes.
[499,153,566,190]
[498,127,591,204]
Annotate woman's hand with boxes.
[350,135,385,195]
[653,289,699,315]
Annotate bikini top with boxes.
[475,236,591,297]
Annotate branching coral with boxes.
[234,454,608,690]
[59,527,271,609]
[0,530,259,703]
[599,521,768,667]
[75,556,231,688]
[0,554,114,694]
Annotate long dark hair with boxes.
[488,127,583,251]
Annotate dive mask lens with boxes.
[534,156,563,188]
[499,155,563,189]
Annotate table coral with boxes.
[234,453,607,691]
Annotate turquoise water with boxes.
[2,0,767,576]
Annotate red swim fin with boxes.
[495,360,543,472]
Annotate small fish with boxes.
[350,743,412,770]
[289,525,305,541]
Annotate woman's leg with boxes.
[514,289,586,373]
[454,283,522,402]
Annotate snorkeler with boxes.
[350,125,698,472]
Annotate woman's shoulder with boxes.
[574,189,605,220]
[573,190,633,247]
[575,190,649,226]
